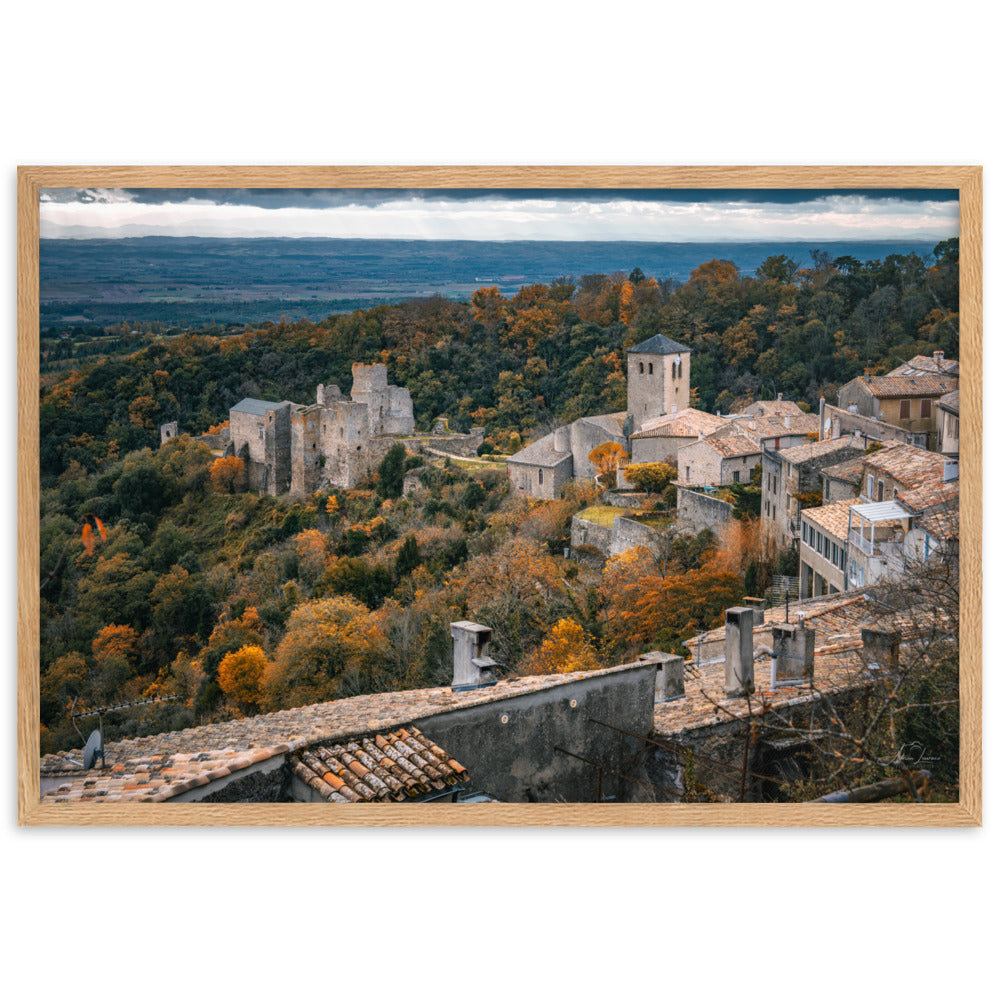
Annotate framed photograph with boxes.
[18,165,982,826]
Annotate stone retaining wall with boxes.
[676,486,734,536]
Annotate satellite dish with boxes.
[83,729,104,770]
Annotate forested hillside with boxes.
[38,244,959,752]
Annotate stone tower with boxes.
[626,333,692,428]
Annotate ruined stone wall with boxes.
[609,516,667,557]
[263,403,292,496]
[230,409,268,465]
[321,401,371,489]
[570,515,612,553]
[291,407,322,497]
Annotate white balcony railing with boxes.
[848,529,874,555]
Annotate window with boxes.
[733,470,740,483]
[685,466,690,481]
[824,537,831,561]
[867,474,874,499]
[538,468,543,484]
[824,481,830,499]
[900,399,911,419]
[639,362,644,374]
[677,360,682,379]
[877,479,884,502]
[921,398,931,419]
[742,455,748,464]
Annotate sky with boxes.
[38,187,960,242]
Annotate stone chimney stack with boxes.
[450,621,499,691]
[933,350,945,367]
[770,623,815,688]
[724,607,756,697]
[861,628,900,671]
[640,651,685,702]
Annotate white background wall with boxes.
[4,4,995,999]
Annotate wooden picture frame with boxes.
[18,165,982,827]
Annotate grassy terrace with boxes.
[576,505,622,527]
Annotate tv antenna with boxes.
[71,696,180,770]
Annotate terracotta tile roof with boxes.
[776,435,864,466]
[855,373,956,398]
[291,727,469,802]
[683,592,872,651]
[862,442,951,488]
[801,497,858,539]
[40,744,291,803]
[698,426,761,458]
[886,355,959,377]
[896,478,959,513]
[936,389,960,414]
[741,399,805,418]
[745,412,820,438]
[919,506,960,542]
[821,453,868,484]
[632,408,729,439]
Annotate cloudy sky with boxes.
[39,188,959,242]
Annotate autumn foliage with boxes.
[217,644,269,711]
[524,619,601,675]
[210,455,247,493]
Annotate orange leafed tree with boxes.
[524,619,602,675]
[588,442,628,484]
[217,644,269,712]
[92,623,139,666]
[210,455,247,494]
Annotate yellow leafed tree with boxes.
[524,619,602,675]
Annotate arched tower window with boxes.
[638,361,644,374]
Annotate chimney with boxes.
[770,623,815,688]
[724,607,756,697]
[450,621,499,691]
[933,350,944,367]
[777,392,783,401]
[742,595,765,626]
[554,424,571,453]
[784,414,792,430]
[861,628,900,671]
[640,651,685,702]
[818,396,826,441]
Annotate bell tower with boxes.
[626,334,692,428]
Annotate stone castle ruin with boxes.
[227,362,415,496]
